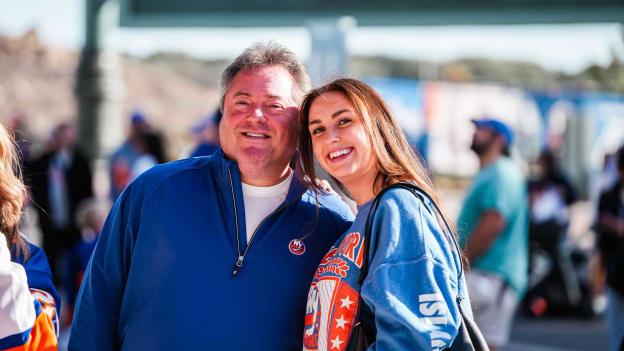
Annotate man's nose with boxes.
[247,105,267,122]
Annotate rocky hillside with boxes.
[0,30,223,159]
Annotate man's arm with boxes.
[68,189,137,351]
[465,210,506,264]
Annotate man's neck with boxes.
[479,150,503,169]
[241,167,292,187]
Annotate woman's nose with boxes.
[326,128,339,143]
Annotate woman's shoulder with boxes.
[375,185,436,218]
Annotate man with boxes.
[596,148,624,351]
[68,42,354,350]
[29,123,93,284]
[457,118,528,350]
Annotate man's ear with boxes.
[494,134,507,150]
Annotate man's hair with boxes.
[219,41,311,110]
[502,144,511,157]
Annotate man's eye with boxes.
[268,104,284,110]
[235,101,249,106]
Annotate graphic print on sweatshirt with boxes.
[303,232,364,351]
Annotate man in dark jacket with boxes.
[596,148,624,351]
[29,123,92,283]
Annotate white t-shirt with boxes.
[241,171,293,243]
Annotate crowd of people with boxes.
[0,41,622,351]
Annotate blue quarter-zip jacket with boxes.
[68,150,354,351]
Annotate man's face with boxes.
[219,65,299,181]
[470,126,498,156]
[57,126,76,149]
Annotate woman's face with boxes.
[307,91,377,187]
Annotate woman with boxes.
[299,78,472,350]
[0,122,59,350]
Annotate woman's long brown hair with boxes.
[0,122,29,260]
[298,78,455,235]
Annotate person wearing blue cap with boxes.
[457,117,528,350]
[189,109,222,158]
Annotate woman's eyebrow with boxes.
[332,109,349,118]
[308,109,350,126]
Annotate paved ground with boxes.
[507,316,608,351]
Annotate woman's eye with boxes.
[338,118,351,125]
[311,127,324,135]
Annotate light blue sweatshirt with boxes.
[303,187,472,351]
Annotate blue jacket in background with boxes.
[68,149,354,351]
[303,188,471,351]
[13,240,61,335]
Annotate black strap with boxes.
[358,182,464,286]
[353,182,468,349]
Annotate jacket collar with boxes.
[212,148,307,202]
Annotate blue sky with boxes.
[1,0,623,74]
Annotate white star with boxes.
[331,336,344,349]
[335,315,348,329]
[340,295,355,310]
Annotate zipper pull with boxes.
[232,255,244,276]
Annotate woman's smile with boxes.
[308,91,377,187]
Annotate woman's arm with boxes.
[0,234,57,351]
[360,189,465,351]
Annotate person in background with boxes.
[457,118,528,351]
[525,149,579,316]
[0,121,60,350]
[29,123,93,284]
[189,109,222,158]
[69,42,353,351]
[529,149,576,228]
[63,197,111,325]
[108,112,161,200]
[298,78,472,351]
[595,148,624,351]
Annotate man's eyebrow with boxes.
[308,109,351,126]
[232,91,251,98]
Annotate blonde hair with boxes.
[0,122,29,259]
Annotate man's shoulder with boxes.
[301,190,355,222]
[478,158,522,184]
[124,156,215,199]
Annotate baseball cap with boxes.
[131,111,147,126]
[471,118,514,145]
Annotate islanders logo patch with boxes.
[289,239,306,255]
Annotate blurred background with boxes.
[2,1,624,350]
